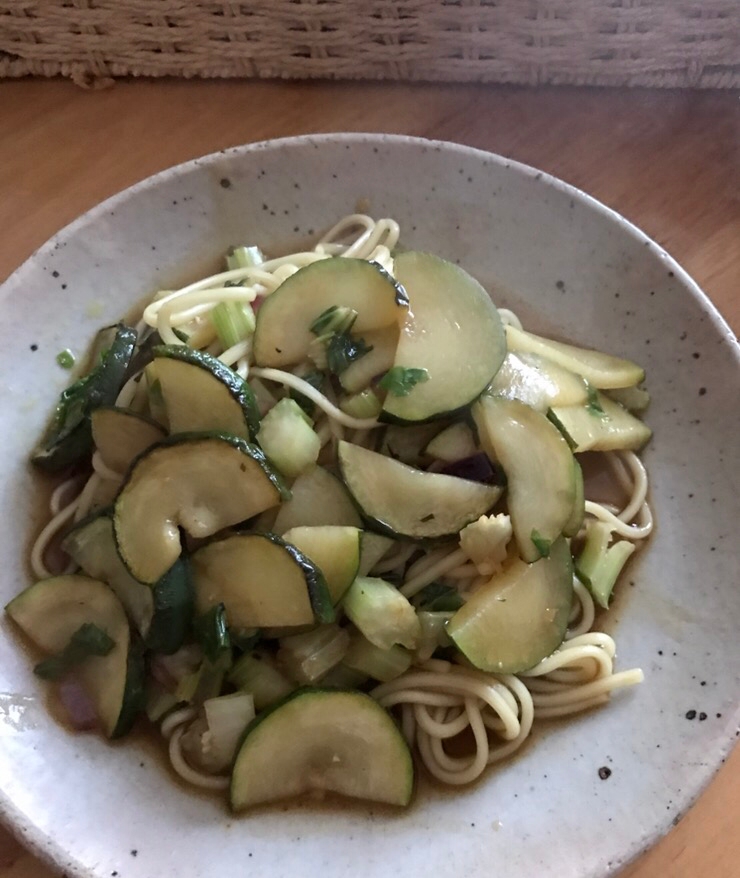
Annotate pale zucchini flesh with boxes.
[357,532,395,576]
[151,345,260,439]
[505,325,645,389]
[448,538,573,674]
[489,351,589,411]
[424,421,478,463]
[114,433,288,584]
[253,258,408,368]
[381,252,506,423]
[273,465,362,534]
[339,325,399,393]
[5,575,142,737]
[550,393,652,452]
[473,396,576,562]
[338,440,502,540]
[91,407,166,475]
[282,526,361,604]
[192,533,334,628]
[230,688,414,809]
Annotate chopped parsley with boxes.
[530,529,552,558]
[34,623,115,680]
[326,332,372,375]
[586,384,606,417]
[378,366,429,397]
[309,306,372,375]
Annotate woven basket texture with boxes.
[1,1,738,89]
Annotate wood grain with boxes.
[0,79,737,878]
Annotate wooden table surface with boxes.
[0,79,737,878]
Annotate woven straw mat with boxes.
[1,1,738,88]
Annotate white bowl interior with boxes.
[0,134,738,878]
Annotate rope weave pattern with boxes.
[0,1,737,89]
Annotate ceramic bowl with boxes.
[0,134,738,878]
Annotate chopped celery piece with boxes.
[340,388,382,419]
[343,633,412,682]
[226,245,264,271]
[576,521,637,609]
[415,611,454,661]
[227,651,294,710]
[343,577,421,650]
[210,301,256,349]
[277,625,350,684]
[257,397,321,478]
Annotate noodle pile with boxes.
[31,214,648,790]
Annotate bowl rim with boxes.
[0,131,738,878]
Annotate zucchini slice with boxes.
[381,252,506,423]
[273,465,362,534]
[63,514,153,636]
[505,325,645,389]
[113,433,288,584]
[192,533,335,628]
[91,407,166,474]
[32,324,138,472]
[5,575,144,737]
[230,688,413,809]
[489,351,589,411]
[253,258,408,368]
[563,458,586,538]
[473,396,576,562]
[150,345,260,439]
[63,514,194,653]
[550,393,652,452]
[282,526,361,604]
[447,538,573,674]
[338,440,502,540]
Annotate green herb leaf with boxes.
[378,366,430,397]
[586,384,606,417]
[56,349,75,369]
[34,623,115,681]
[530,529,552,558]
[326,332,372,375]
[194,603,232,664]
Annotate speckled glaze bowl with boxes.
[0,134,738,878]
